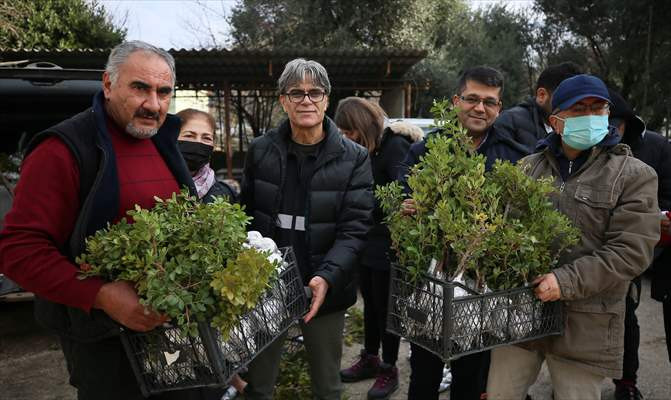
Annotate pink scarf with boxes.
[192,163,216,199]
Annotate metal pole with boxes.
[405,82,412,118]
[224,82,233,180]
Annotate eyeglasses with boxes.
[458,95,501,110]
[284,89,326,103]
[565,102,610,114]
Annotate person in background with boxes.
[335,97,423,400]
[487,75,660,400]
[399,66,529,400]
[176,108,244,399]
[494,61,582,151]
[608,88,671,400]
[240,58,374,400]
[176,108,237,203]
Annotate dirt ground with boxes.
[1,276,669,400]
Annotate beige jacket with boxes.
[519,141,660,378]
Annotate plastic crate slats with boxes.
[121,247,309,397]
[387,263,563,361]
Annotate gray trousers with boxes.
[487,345,606,400]
[242,310,346,400]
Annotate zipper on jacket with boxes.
[560,160,574,193]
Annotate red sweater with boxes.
[0,122,179,311]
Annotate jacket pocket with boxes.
[564,298,622,357]
[574,184,613,236]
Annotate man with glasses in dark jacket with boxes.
[608,88,671,400]
[494,62,582,151]
[399,66,529,400]
[240,58,374,400]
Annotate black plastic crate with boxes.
[283,324,305,355]
[386,263,563,361]
[121,247,308,397]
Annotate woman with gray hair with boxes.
[240,58,374,399]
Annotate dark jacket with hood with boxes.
[23,92,196,342]
[620,117,671,302]
[364,121,423,270]
[493,97,551,152]
[519,129,660,378]
[609,88,671,301]
[241,117,374,316]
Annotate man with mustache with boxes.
[0,41,217,399]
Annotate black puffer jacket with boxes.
[493,97,550,152]
[241,117,374,315]
[364,122,423,270]
[621,116,671,301]
[620,116,671,211]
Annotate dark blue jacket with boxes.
[203,180,238,204]
[398,125,530,189]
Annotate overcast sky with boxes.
[102,0,533,50]
[101,0,233,49]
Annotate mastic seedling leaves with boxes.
[375,99,579,290]
[77,189,276,337]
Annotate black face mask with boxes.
[178,140,213,172]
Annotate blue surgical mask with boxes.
[556,114,609,150]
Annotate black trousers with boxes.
[664,298,671,363]
[60,335,224,400]
[407,343,490,400]
[360,266,401,365]
[614,277,642,385]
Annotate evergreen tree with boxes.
[0,0,125,49]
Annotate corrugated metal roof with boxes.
[0,48,427,90]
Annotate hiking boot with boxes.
[615,383,643,400]
[367,363,399,399]
[340,349,380,382]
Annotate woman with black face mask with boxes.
[176,109,238,204]
[176,108,245,398]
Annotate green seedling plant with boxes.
[376,99,579,291]
[78,189,277,337]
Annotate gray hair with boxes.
[105,40,176,86]
[278,58,331,94]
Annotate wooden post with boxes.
[224,81,233,180]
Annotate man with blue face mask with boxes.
[487,74,661,400]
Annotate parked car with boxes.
[387,117,435,135]
[0,61,102,301]
[0,61,102,154]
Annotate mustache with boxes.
[134,109,160,120]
